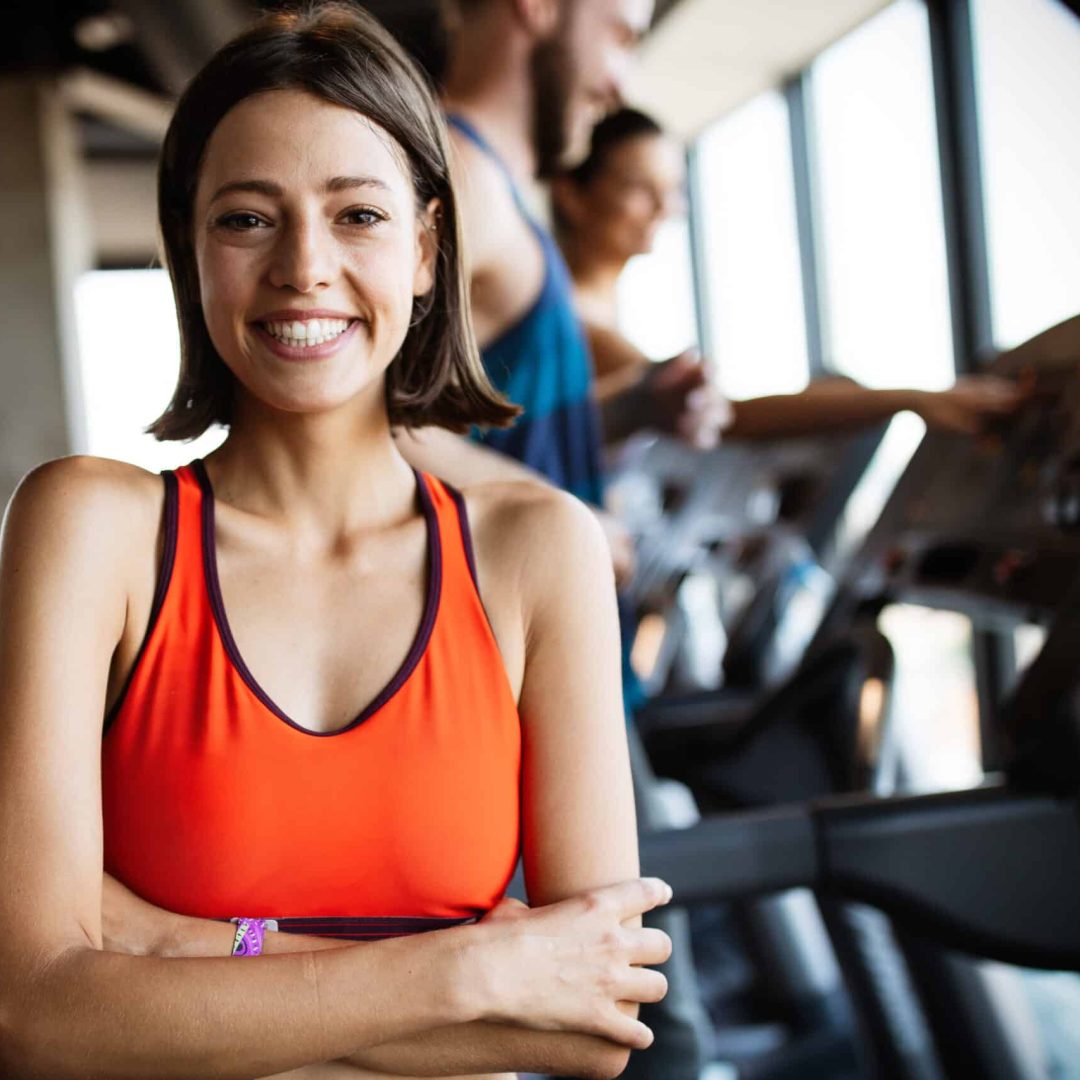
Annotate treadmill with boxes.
[639,314,1080,1079]
[609,422,885,698]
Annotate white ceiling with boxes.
[632,0,895,138]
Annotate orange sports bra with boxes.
[101,461,521,941]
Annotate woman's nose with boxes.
[663,189,687,221]
[267,220,336,293]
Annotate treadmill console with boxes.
[827,315,1080,626]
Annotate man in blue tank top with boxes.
[393,0,674,572]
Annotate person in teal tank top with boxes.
[446,113,606,509]
[446,110,644,714]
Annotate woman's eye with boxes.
[340,207,386,227]
[217,213,267,231]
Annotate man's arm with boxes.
[584,317,1022,441]
[727,376,1022,438]
[393,425,548,488]
[394,426,637,585]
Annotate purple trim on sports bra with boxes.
[102,470,180,738]
[443,482,479,588]
[442,482,510,664]
[270,913,479,941]
[191,459,443,738]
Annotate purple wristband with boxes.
[230,917,267,956]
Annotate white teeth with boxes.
[263,318,350,347]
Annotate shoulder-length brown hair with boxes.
[151,1,519,441]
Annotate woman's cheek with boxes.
[347,244,417,334]
[199,247,254,317]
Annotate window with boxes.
[812,0,955,391]
[973,0,1080,350]
[616,216,698,361]
[877,604,983,789]
[75,270,225,471]
[694,92,811,400]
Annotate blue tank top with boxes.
[446,114,644,715]
[446,114,605,508]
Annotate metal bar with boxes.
[639,805,818,904]
[971,629,1015,772]
[785,71,831,379]
[684,142,715,362]
[925,0,996,369]
[927,0,1007,775]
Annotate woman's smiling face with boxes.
[193,88,437,419]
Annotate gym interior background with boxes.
[2,0,1079,1077]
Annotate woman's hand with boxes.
[469,877,673,1050]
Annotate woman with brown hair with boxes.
[552,106,1023,445]
[0,6,670,1078]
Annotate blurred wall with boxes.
[0,75,91,507]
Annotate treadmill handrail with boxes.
[640,783,1080,971]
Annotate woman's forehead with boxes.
[197,89,412,202]
[605,134,683,179]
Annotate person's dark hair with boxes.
[151,1,519,441]
[563,106,664,189]
[552,106,664,237]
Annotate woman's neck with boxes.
[562,235,628,329]
[204,395,417,545]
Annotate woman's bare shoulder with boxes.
[455,479,610,599]
[2,456,165,566]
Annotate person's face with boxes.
[533,0,654,177]
[192,89,438,421]
[573,133,686,260]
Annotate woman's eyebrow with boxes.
[209,175,392,205]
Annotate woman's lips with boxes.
[252,318,362,361]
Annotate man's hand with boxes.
[912,375,1026,435]
[647,351,733,450]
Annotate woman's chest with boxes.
[213,516,431,734]
[102,657,522,920]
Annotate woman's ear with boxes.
[550,175,587,229]
[413,196,441,298]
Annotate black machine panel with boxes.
[819,315,1080,633]
[612,425,885,607]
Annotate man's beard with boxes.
[530,29,577,180]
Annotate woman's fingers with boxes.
[586,877,673,922]
[617,965,669,1005]
[593,1010,655,1051]
[486,879,673,1038]
[625,925,674,967]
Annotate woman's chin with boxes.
[237,380,381,421]
[615,232,657,262]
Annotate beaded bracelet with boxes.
[229,917,278,956]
